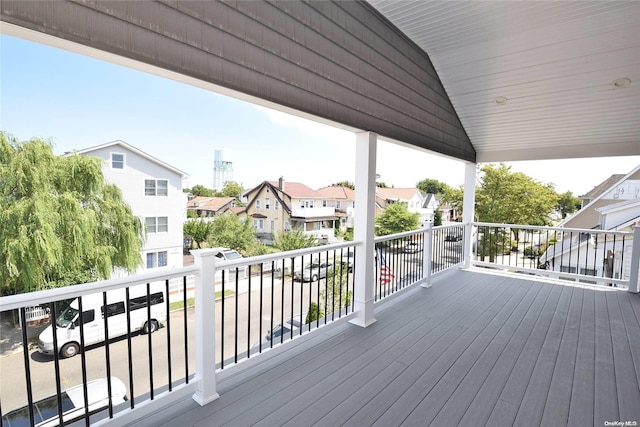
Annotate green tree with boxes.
[0,134,144,295]
[219,181,245,205]
[183,219,215,249]
[331,181,355,190]
[475,164,558,262]
[440,185,464,220]
[417,178,451,195]
[376,181,389,188]
[207,212,257,253]
[320,265,352,316]
[375,203,421,236]
[476,164,558,225]
[188,184,214,197]
[433,209,443,226]
[556,191,581,218]
[273,230,317,251]
[305,301,321,324]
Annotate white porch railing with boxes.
[0,222,637,426]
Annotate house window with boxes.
[145,217,168,233]
[284,220,290,231]
[146,251,168,268]
[253,219,264,230]
[111,153,124,169]
[265,198,270,209]
[256,199,261,209]
[275,200,279,210]
[323,200,327,207]
[145,179,168,196]
[270,220,275,231]
[336,201,341,209]
[313,222,321,230]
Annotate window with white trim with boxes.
[336,201,341,209]
[111,153,124,169]
[145,216,168,233]
[275,200,279,210]
[146,251,168,268]
[256,199,261,209]
[270,220,275,231]
[145,179,168,196]
[253,219,264,230]
[265,198,270,209]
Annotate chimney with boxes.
[278,176,285,191]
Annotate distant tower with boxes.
[213,148,233,191]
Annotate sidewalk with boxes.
[0,312,48,356]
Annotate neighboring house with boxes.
[241,177,337,243]
[376,187,431,223]
[72,140,188,273]
[544,164,640,283]
[316,185,356,231]
[562,164,640,229]
[187,196,235,218]
[422,193,440,222]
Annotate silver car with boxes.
[293,261,333,282]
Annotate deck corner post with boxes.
[422,220,433,288]
[191,249,220,405]
[628,226,640,293]
[350,131,378,327]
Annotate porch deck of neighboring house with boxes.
[130,268,640,427]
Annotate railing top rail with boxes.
[0,264,199,311]
[205,241,363,270]
[472,222,633,236]
[374,228,424,243]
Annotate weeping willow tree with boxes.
[0,133,144,295]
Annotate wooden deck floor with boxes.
[132,269,640,427]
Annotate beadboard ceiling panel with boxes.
[369,0,640,162]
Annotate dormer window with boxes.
[111,153,124,169]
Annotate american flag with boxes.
[378,250,395,285]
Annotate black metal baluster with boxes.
[50,301,64,427]
[246,265,252,358]
[165,279,172,391]
[19,307,35,427]
[125,287,134,408]
[146,283,154,400]
[77,297,89,426]
[182,276,188,383]
[102,292,114,418]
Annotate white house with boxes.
[376,187,431,223]
[73,140,188,273]
[544,164,640,283]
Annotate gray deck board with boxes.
[129,269,640,427]
[567,288,595,426]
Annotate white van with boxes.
[1,377,127,427]
[38,284,167,358]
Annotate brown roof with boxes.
[376,187,420,201]
[267,181,323,198]
[316,185,355,199]
[581,174,625,199]
[187,197,235,212]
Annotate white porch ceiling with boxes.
[368,1,640,163]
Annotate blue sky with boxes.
[2,35,638,195]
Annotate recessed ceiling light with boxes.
[613,78,631,88]
[494,96,508,104]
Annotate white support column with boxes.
[191,249,220,405]
[422,220,433,288]
[462,162,477,268]
[350,131,377,327]
[628,226,640,293]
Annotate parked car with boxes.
[340,251,355,272]
[293,261,333,282]
[251,315,310,352]
[214,248,243,260]
[402,242,421,253]
[444,231,463,241]
[2,377,127,427]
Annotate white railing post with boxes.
[422,220,433,288]
[350,131,377,327]
[191,249,220,405]
[462,162,476,268]
[628,226,640,293]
